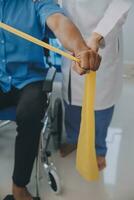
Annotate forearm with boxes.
[46,13,88,54]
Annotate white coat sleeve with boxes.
[93,0,133,47]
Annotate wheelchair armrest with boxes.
[43,67,56,93]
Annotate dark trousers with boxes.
[0,81,47,187]
[64,101,114,156]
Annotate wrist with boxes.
[74,42,90,55]
[91,32,103,46]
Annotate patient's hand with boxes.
[73,48,101,75]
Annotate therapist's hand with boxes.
[87,32,103,52]
[72,48,101,75]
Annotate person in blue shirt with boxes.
[0,0,101,199]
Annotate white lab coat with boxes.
[60,0,132,110]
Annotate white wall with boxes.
[123,4,134,64]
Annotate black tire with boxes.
[51,98,63,150]
[48,168,61,194]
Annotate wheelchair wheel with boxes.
[51,98,63,150]
[48,167,61,194]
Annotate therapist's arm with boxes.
[46,13,101,75]
[87,33,103,52]
[87,0,132,51]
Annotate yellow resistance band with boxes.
[0,22,99,181]
[76,73,99,181]
[0,22,79,63]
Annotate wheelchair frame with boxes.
[35,66,63,198]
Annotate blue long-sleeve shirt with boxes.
[0,0,64,92]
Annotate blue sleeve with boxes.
[35,0,65,38]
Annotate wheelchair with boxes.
[0,38,63,198]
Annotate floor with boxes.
[0,73,134,200]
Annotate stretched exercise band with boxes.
[0,22,99,181]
